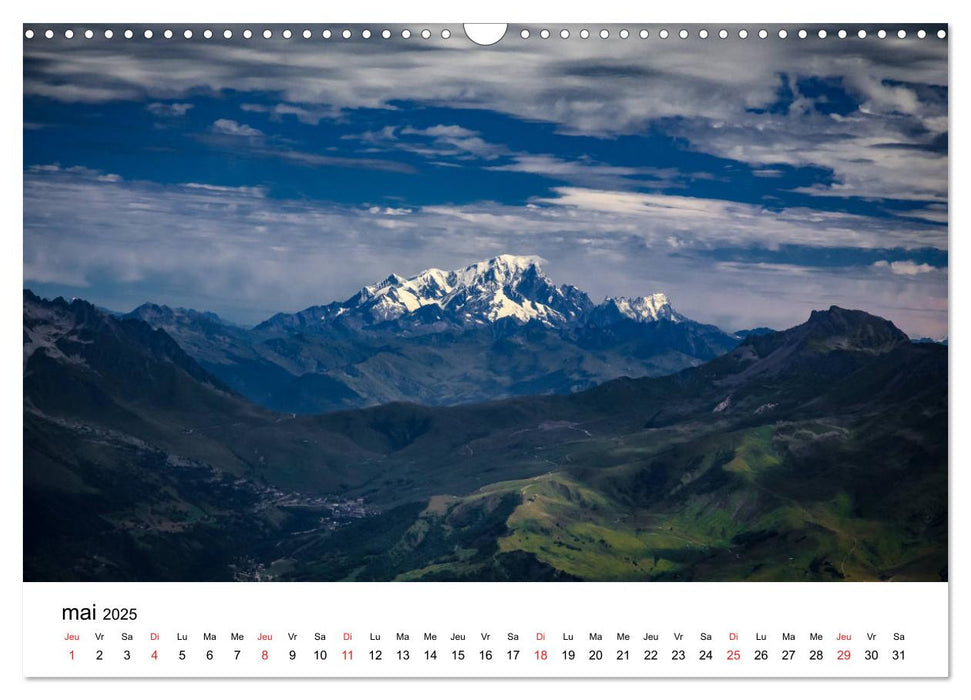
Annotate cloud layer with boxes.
[23,28,948,337]
[24,29,948,203]
[24,166,947,336]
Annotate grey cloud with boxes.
[347,124,687,189]
[146,102,193,117]
[196,123,416,174]
[23,166,947,337]
[23,30,947,202]
[240,102,340,124]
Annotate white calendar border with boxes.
[5,0,964,698]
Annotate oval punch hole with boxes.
[464,23,507,46]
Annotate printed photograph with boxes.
[23,25,947,581]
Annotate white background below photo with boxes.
[5,0,964,699]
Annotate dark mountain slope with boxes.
[24,292,946,582]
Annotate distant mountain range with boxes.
[255,254,599,332]
[123,255,742,413]
[24,289,946,582]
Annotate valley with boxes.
[23,287,947,582]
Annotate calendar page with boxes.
[21,16,950,685]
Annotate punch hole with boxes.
[464,24,507,46]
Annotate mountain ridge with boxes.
[24,292,946,582]
[108,255,744,414]
[254,254,684,335]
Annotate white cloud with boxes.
[211,119,263,137]
[409,124,478,139]
[682,114,947,202]
[28,163,122,181]
[532,187,946,251]
[873,260,938,275]
[486,154,684,190]
[183,182,266,197]
[367,206,411,216]
[353,123,508,161]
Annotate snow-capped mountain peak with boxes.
[268,255,691,334]
[607,294,683,323]
[333,254,580,327]
[585,293,684,329]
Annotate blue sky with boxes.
[23,26,948,336]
